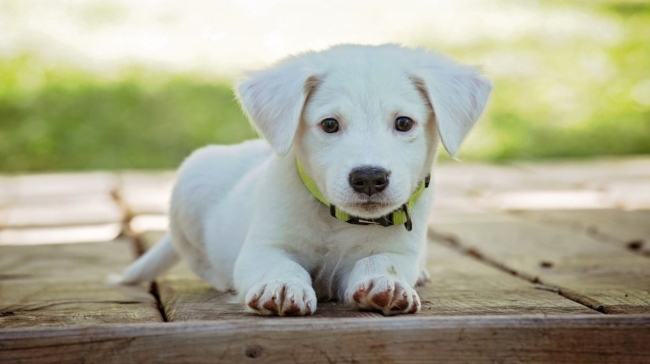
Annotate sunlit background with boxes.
[1,0,649,172]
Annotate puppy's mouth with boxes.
[342,199,399,218]
[354,200,389,208]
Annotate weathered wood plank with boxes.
[0,177,10,207]
[423,239,595,316]
[1,315,649,364]
[511,209,650,255]
[485,189,614,210]
[435,162,533,193]
[129,214,169,235]
[430,214,650,314]
[0,173,118,205]
[0,224,122,245]
[0,195,124,229]
[511,159,650,210]
[0,239,163,327]
[513,157,650,185]
[605,180,650,210]
[140,229,593,321]
[118,172,175,216]
[434,158,650,212]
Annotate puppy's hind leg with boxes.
[116,234,180,285]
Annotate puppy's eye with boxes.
[394,116,414,132]
[320,118,340,133]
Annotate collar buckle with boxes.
[401,203,413,231]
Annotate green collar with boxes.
[296,159,429,231]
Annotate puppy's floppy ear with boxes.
[412,55,492,157]
[236,59,319,156]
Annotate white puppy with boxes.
[119,44,491,316]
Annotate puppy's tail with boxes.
[116,233,180,285]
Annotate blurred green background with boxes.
[0,0,648,172]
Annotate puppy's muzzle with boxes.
[349,167,389,196]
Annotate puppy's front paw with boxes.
[245,279,317,316]
[345,275,420,315]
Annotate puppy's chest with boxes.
[308,234,359,300]
[309,223,372,258]
[299,226,388,299]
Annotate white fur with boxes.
[119,44,491,316]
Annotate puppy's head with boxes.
[236,45,491,218]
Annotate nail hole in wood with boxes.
[245,344,263,359]
[627,240,643,251]
[539,261,554,269]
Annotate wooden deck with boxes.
[1,158,649,363]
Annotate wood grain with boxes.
[1,315,649,364]
[0,239,163,328]
[140,229,593,321]
[423,238,595,316]
[430,214,650,314]
[511,209,650,255]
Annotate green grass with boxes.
[0,57,256,172]
[444,1,650,161]
[0,1,649,172]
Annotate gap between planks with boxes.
[0,239,164,328]
[112,178,170,323]
[121,206,169,323]
[428,229,607,314]
[428,211,650,314]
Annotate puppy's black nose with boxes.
[349,167,389,196]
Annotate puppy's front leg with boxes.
[343,254,421,315]
[234,246,317,316]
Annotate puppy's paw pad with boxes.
[371,289,392,307]
[245,280,317,316]
[345,275,420,315]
